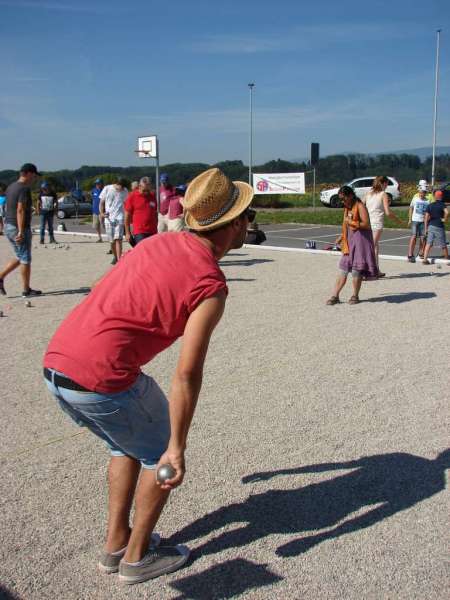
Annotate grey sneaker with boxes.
[118,545,190,585]
[98,532,161,574]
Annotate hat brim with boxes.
[184,181,254,232]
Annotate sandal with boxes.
[349,295,360,305]
[326,296,340,305]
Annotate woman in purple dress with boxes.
[326,186,378,305]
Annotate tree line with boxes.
[1,154,449,193]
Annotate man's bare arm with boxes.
[16,202,26,242]
[157,291,226,489]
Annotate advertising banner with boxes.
[253,172,305,195]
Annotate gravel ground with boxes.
[0,235,448,600]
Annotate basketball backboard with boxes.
[136,135,158,158]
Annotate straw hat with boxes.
[183,168,254,231]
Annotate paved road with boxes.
[259,223,446,259]
[33,216,447,260]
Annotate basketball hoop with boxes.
[134,149,151,159]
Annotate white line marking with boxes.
[264,225,326,233]
[267,234,338,242]
[380,235,411,242]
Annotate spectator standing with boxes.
[131,181,139,191]
[37,181,57,244]
[0,163,42,297]
[0,183,6,235]
[167,184,186,232]
[422,190,449,265]
[124,176,157,245]
[91,178,104,243]
[407,185,430,262]
[99,178,128,265]
[43,167,254,584]
[158,173,175,232]
[326,186,377,305]
[363,175,402,277]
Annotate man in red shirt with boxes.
[124,176,157,245]
[43,167,256,585]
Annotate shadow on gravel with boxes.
[226,278,256,283]
[386,272,450,280]
[6,287,91,299]
[41,287,91,296]
[171,450,449,571]
[170,558,282,599]
[0,584,23,599]
[219,258,274,267]
[365,292,436,303]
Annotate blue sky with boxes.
[0,0,449,170]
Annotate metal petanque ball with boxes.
[156,464,176,483]
[25,300,32,308]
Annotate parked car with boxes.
[437,182,450,203]
[320,176,401,208]
[57,195,92,219]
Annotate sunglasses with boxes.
[242,208,256,223]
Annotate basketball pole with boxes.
[155,137,160,213]
[431,29,441,189]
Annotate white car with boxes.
[320,176,401,208]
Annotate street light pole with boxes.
[248,83,255,185]
[431,29,441,188]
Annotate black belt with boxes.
[44,367,92,392]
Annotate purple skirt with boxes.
[339,228,378,277]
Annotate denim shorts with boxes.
[411,221,425,237]
[45,370,170,469]
[427,225,447,249]
[5,224,32,264]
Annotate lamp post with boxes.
[248,83,255,185]
[431,29,441,188]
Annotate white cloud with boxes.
[188,23,423,54]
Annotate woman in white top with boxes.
[363,176,402,276]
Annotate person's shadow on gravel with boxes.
[171,450,449,560]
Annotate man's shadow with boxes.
[171,450,449,559]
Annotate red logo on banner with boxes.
[256,180,269,192]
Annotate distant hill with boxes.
[292,146,450,162]
[386,146,450,161]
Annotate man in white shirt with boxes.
[100,178,128,265]
[407,185,430,262]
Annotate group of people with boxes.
[91,173,186,265]
[326,176,448,305]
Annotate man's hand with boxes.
[125,232,131,243]
[15,231,24,243]
[155,450,185,490]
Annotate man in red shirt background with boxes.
[124,176,157,246]
[43,167,256,584]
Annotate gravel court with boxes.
[0,235,449,600]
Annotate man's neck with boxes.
[194,232,228,261]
